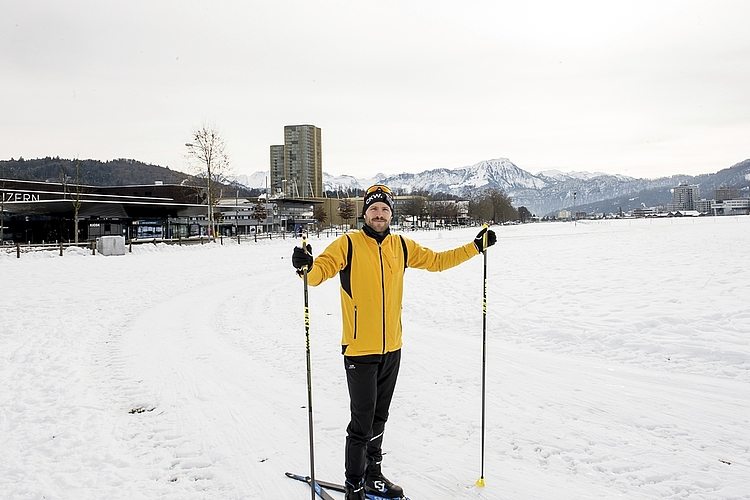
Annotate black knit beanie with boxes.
[361,186,394,216]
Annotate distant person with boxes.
[292,185,496,500]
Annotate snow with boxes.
[2,217,749,499]
[536,170,631,182]
[234,171,270,189]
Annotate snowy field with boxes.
[1,216,749,500]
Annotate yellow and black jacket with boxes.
[306,229,479,357]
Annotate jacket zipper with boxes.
[378,243,386,354]
[353,306,357,339]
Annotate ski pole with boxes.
[302,237,317,500]
[477,223,488,487]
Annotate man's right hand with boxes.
[292,244,313,272]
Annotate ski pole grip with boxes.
[301,237,309,271]
[482,223,488,251]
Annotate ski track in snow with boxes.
[1,217,749,499]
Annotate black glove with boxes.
[292,244,313,273]
[474,227,497,253]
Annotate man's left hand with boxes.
[474,227,497,253]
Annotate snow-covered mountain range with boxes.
[240,158,750,216]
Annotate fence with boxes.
[1,232,292,258]
[2,224,478,259]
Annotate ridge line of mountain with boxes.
[4,156,749,216]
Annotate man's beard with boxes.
[366,217,390,231]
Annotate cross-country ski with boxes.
[286,472,411,500]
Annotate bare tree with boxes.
[468,187,517,223]
[338,200,356,231]
[62,160,84,243]
[438,200,459,226]
[401,193,426,227]
[518,206,533,223]
[251,200,268,229]
[185,124,231,241]
[486,187,517,223]
[468,193,493,222]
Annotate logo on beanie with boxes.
[362,189,393,215]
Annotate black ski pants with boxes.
[344,349,401,483]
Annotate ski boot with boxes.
[365,461,404,499]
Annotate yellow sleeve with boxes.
[305,235,350,286]
[403,237,479,272]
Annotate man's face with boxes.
[364,201,392,233]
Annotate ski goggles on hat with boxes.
[366,184,392,196]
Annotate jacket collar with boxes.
[362,223,390,243]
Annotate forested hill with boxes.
[1,157,192,186]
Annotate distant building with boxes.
[269,145,284,197]
[633,207,660,218]
[669,184,700,211]
[711,198,750,216]
[695,199,712,214]
[668,210,701,217]
[214,196,318,235]
[714,187,739,201]
[269,124,322,198]
[692,186,748,216]
[0,178,207,243]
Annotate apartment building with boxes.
[269,124,322,198]
[668,184,700,211]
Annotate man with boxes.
[292,185,496,500]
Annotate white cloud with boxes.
[2,0,748,179]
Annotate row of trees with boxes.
[327,187,520,228]
[467,187,518,223]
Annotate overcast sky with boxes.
[2,0,749,180]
